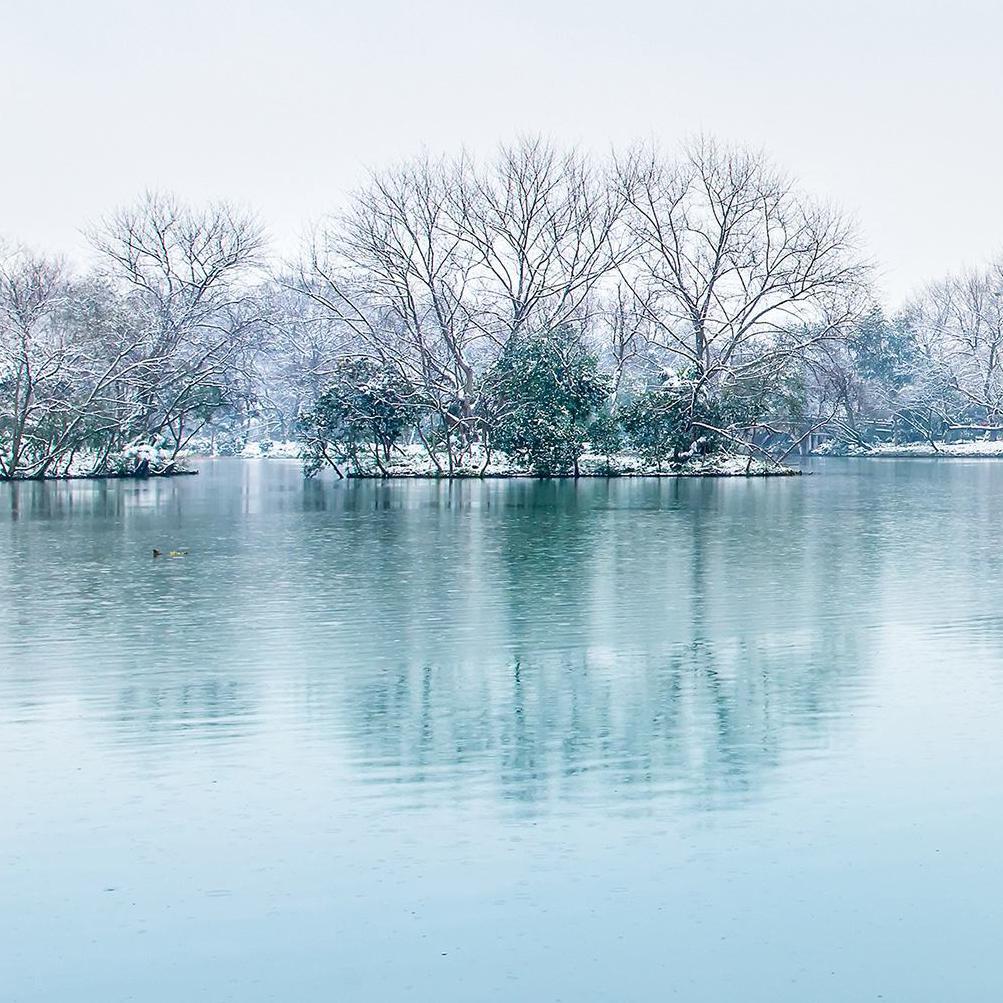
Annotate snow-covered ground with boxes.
[2,444,196,479]
[817,440,1003,458]
[237,440,303,459]
[334,453,795,478]
[194,440,798,477]
[10,437,800,479]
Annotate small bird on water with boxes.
[152,549,189,558]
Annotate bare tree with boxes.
[251,277,354,440]
[909,259,1003,429]
[0,246,74,476]
[90,191,266,466]
[594,282,654,399]
[299,142,629,471]
[447,137,628,343]
[616,138,868,439]
[0,252,149,477]
[300,156,486,471]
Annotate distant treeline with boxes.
[2,137,1000,479]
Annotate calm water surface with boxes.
[4,458,1003,1001]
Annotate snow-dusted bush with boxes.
[481,326,611,476]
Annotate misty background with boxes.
[2,0,999,303]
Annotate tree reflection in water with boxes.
[0,461,898,814]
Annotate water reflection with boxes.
[115,677,258,743]
[331,633,865,812]
[0,460,895,813]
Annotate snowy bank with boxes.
[192,441,797,477]
[0,444,196,481]
[815,440,1003,459]
[341,452,799,478]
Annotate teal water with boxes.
[3,458,1003,1001]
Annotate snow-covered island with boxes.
[204,439,799,478]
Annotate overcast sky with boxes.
[2,0,1000,303]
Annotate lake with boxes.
[4,457,1003,1001]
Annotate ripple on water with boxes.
[7,459,1003,1000]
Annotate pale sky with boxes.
[2,0,1000,304]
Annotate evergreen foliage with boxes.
[300,358,420,476]
[481,326,610,475]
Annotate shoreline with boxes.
[0,464,804,483]
[817,452,1003,459]
[212,443,802,480]
[0,469,199,483]
[812,443,1003,460]
[329,467,803,480]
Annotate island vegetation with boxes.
[2,137,1002,480]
